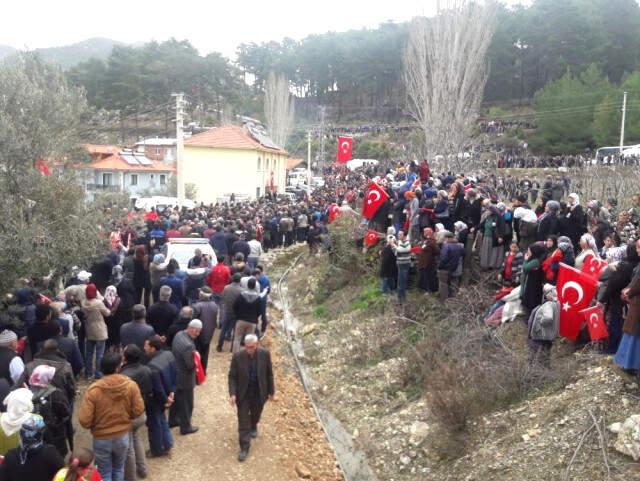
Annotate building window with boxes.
[160,174,166,185]
[102,173,113,186]
[130,174,138,186]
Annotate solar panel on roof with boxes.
[121,153,140,165]
[246,123,281,150]
[136,155,153,165]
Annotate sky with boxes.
[2,0,526,58]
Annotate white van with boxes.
[135,196,196,212]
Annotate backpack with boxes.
[31,384,60,426]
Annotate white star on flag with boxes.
[562,302,571,312]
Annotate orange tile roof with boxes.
[185,125,287,154]
[79,153,175,172]
[286,158,305,170]
[85,144,120,155]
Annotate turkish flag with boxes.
[579,305,608,341]
[362,181,389,220]
[364,230,380,246]
[580,255,607,280]
[336,136,353,163]
[35,158,51,176]
[557,263,598,341]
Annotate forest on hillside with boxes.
[63,0,640,152]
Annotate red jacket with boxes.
[207,263,231,294]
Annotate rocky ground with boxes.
[280,251,640,481]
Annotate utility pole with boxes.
[173,92,186,207]
[620,91,628,154]
[318,106,326,170]
[307,130,312,196]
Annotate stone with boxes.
[408,421,430,447]
[399,454,412,465]
[608,415,640,461]
[301,323,318,336]
[295,462,312,479]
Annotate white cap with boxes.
[188,319,203,329]
[77,270,92,282]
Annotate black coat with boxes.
[0,445,64,481]
[380,245,398,278]
[536,213,559,241]
[560,205,587,248]
[228,347,274,404]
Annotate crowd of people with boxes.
[0,152,639,481]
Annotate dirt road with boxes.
[74,315,342,481]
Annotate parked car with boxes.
[163,238,217,270]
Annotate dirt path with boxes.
[73,262,342,481]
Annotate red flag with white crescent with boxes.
[556,263,598,341]
[579,305,608,341]
[364,230,380,246]
[336,136,353,163]
[362,181,389,220]
[580,255,607,280]
[35,158,52,176]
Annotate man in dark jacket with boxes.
[120,304,155,351]
[147,286,179,338]
[159,263,184,310]
[232,278,262,353]
[210,225,229,263]
[27,304,59,357]
[166,306,193,347]
[228,334,274,462]
[50,319,84,377]
[230,233,251,261]
[437,233,465,302]
[168,320,201,435]
[144,335,177,457]
[218,274,243,353]
[121,344,152,480]
[192,287,218,374]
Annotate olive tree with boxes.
[0,53,110,292]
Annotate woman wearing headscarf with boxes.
[149,254,169,304]
[380,236,398,295]
[527,284,560,366]
[28,365,70,458]
[434,190,452,231]
[81,284,111,379]
[478,204,506,270]
[560,193,587,252]
[0,388,33,455]
[616,239,640,372]
[453,221,469,246]
[536,200,561,242]
[599,242,640,354]
[542,235,575,285]
[520,243,547,311]
[575,233,599,270]
[103,286,122,350]
[587,199,612,249]
[0,415,64,481]
[417,228,440,293]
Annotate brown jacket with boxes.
[623,274,640,336]
[78,374,144,439]
[417,240,440,269]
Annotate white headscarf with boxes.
[580,233,598,257]
[1,388,33,436]
[568,193,580,206]
[105,285,118,305]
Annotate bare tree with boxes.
[404,0,497,171]
[264,72,295,149]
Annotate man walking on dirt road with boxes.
[228,334,274,462]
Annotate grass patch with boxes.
[313,305,327,318]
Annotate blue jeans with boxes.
[247,256,259,271]
[381,277,392,294]
[94,432,129,481]
[85,340,106,378]
[397,264,410,303]
[146,404,173,456]
[260,297,268,333]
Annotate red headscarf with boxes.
[85,283,97,300]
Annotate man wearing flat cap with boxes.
[169,319,201,435]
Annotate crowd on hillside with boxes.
[0,154,640,480]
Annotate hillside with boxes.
[273,218,640,481]
[0,37,121,68]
